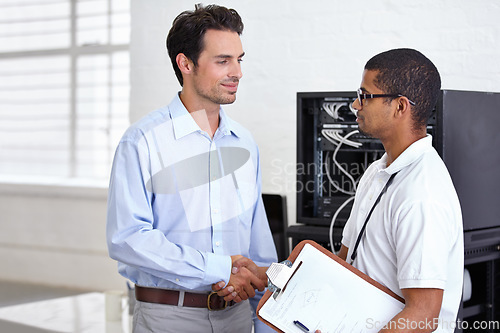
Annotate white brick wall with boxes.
[2,0,497,291]
[130,0,500,225]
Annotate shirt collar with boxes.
[383,135,433,174]
[218,107,241,138]
[169,93,241,140]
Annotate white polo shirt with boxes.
[342,135,464,332]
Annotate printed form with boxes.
[259,243,404,333]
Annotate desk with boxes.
[0,292,130,333]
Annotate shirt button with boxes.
[215,241,221,247]
[175,278,180,282]
[213,209,219,214]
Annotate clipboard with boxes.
[256,240,405,333]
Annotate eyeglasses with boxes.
[356,88,416,106]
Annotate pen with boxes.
[293,320,309,332]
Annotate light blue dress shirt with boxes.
[106,94,277,299]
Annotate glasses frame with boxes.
[357,88,416,106]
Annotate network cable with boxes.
[324,151,355,196]
[322,102,347,121]
[321,129,362,148]
[327,129,361,254]
[329,195,355,254]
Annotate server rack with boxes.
[290,91,438,251]
[440,90,500,332]
[288,90,500,332]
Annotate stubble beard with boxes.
[199,87,236,105]
[194,80,238,106]
[358,125,374,138]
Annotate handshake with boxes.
[211,255,268,303]
[212,257,322,333]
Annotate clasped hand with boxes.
[211,256,268,303]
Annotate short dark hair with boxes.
[166,4,244,86]
[365,48,441,130]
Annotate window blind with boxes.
[0,0,130,180]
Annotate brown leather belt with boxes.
[135,285,236,311]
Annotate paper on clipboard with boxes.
[267,262,295,290]
[266,260,303,300]
[258,243,404,333]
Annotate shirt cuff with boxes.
[204,252,232,285]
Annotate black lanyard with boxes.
[350,172,399,265]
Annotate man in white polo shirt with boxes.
[215,48,464,333]
[339,48,463,333]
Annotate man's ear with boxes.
[395,97,411,118]
[176,53,194,75]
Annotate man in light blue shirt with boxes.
[106,4,277,333]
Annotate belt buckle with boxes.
[207,291,228,311]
